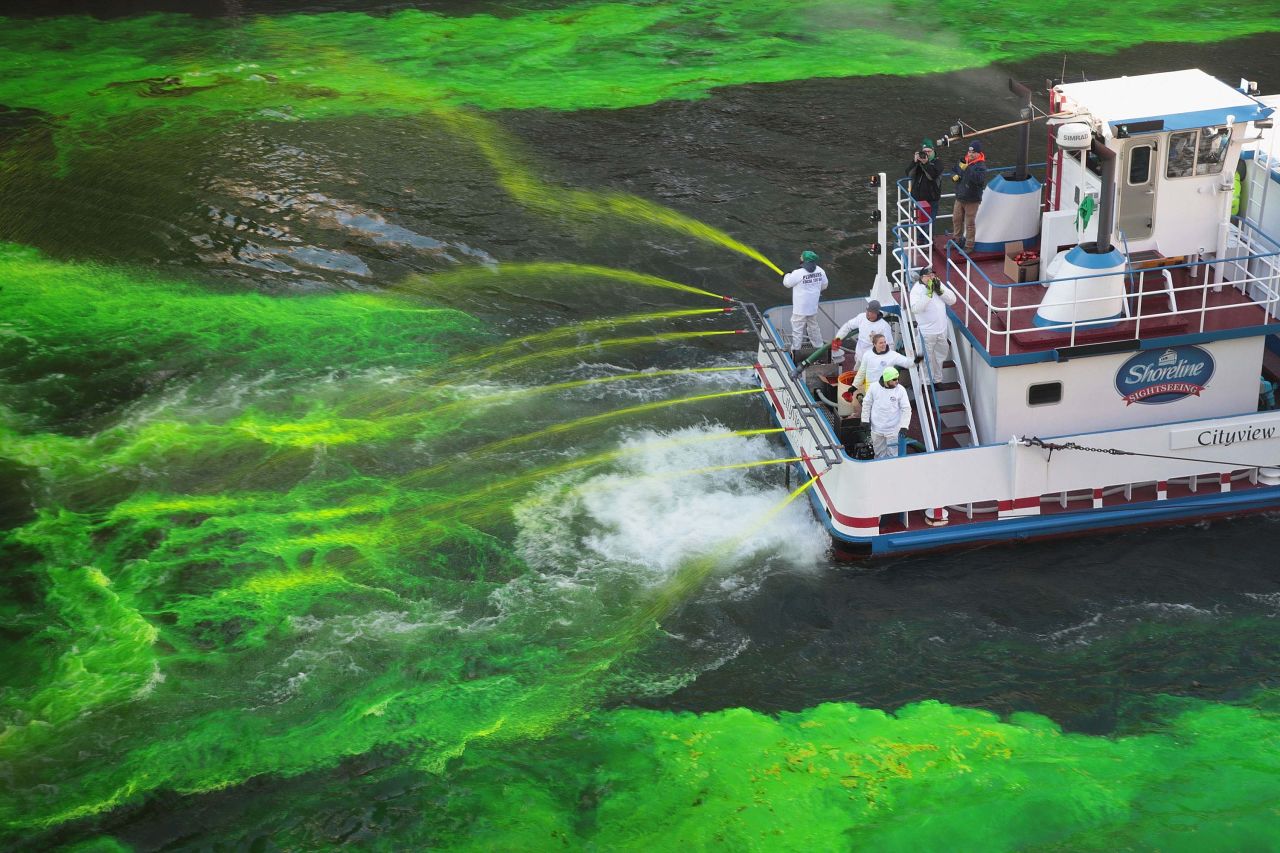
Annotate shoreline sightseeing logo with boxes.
[1115,346,1214,405]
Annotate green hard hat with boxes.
[801,250,819,262]
[881,366,900,382]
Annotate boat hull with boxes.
[793,460,1280,558]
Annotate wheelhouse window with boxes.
[1028,381,1062,407]
[1127,145,1152,185]
[1195,127,1231,175]
[1166,128,1231,178]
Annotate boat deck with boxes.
[930,236,1274,358]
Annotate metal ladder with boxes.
[1243,137,1274,230]
[1241,131,1279,320]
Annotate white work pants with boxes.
[871,431,900,459]
[922,333,949,380]
[790,313,823,351]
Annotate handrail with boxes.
[738,301,844,469]
[1240,214,1280,252]
[913,322,947,446]
[891,176,994,450]
[1119,229,1137,320]
[946,320,980,444]
[894,280,940,453]
[1161,269,1177,314]
[932,220,1280,356]
[894,163,1048,196]
[894,180,942,452]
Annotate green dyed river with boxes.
[3,2,1280,849]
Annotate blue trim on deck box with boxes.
[1062,245,1126,269]
[1032,310,1124,329]
[985,174,1043,196]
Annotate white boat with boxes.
[747,68,1280,557]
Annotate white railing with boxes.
[893,281,941,452]
[893,181,938,276]
[892,174,987,450]
[939,218,1280,353]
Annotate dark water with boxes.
[3,3,1280,849]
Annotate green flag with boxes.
[1076,194,1096,231]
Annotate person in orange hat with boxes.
[950,140,987,253]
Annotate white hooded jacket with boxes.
[909,279,957,337]
[835,312,894,361]
[861,379,912,435]
[851,347,914,393]
[782,265,829,315]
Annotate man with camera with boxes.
[905,138,942,221]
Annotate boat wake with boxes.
[513,424,828,584]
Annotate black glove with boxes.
[914,355,924,364]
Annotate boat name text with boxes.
[1170,422,1280,450]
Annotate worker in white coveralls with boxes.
[851,333,921,398]
[908,269,957,383]
[782,249,829,353]
[831,299,894,373]
[861,365,912,459]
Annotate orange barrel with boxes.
[836,371,859,417]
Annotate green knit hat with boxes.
[801,250,819,263]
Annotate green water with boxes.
[365,696,1280,849]
[4,1,1279,118]
[0,242,790,837]
[3,2,1280,849]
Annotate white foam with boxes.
[1042,601,1216,645]
[513,424,828,586]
